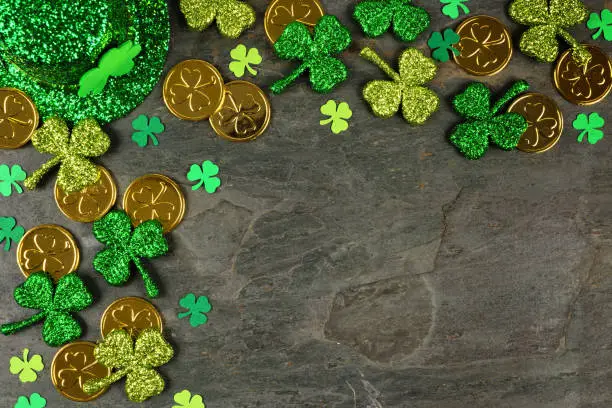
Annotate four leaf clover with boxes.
[440,0,470,19]
[0,164,26,197]
[428,28,461,62]
[229,45,262,77]
[10,348,44,383]
[0,216,24,251]
[320,100,352,134]
[587,10,612,41]
[179,294,212,327]
[353,0,430,42]
[574,112,605,144]
[14,393,46,408]
[180,0,256,39]
[174,390,206,408]
[187,160,221,193]
[132,115,165,147]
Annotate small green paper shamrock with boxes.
[14,393,46,408]
[353,0,430,42]
[229,44,262,77]
[574,112,605,144]
[10,348,44,383]
[173,390,206,408]
[178,294,212,327]
[0,164,26,196]
[428,28,461,62]
[79,41,142,97]
[440,0,470,19]
[187,160,221,194]
[0,216,24,251]
[587,10,612,41]
[180,0,256,39]
[131,115,165,147]
[320,100,352,134]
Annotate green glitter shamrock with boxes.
[270,15,352,94]
[1,272,93,347]
[449,81,530,160]
[14,393,46,408]
[178,294,212,327]
[574,112,605,144]
[0,216,24,251]
[180,0,256,39]
[79,41,142,97]
[320,100,353,134]
[440,0,470,19]
[353,0,430,42]
[131,115,165,147]
[428,28,461,62]
[93,210,168,298]
[173,390,206,408]
[360,47,439,125]
[0,164,26,196]
[187,160,221,193]
[508,0,591,64]
[24,117,110,194]
[587,10,612,41]
[83,329,174,402]
[10,348,44,383]
[229,44,262,77]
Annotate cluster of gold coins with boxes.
[452,15,612,153]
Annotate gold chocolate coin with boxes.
[123,174,185,233]
[453,15,513,76]
[51,341,111,402]
[554,45,612,105]
[0,88,39,149]
[100,297,163,338]
[163,59,225,121]
[264,0,325,44]
[54,166,117,223]
[210,81,272,142]
[17,225,80,281]
[508,93,564,153]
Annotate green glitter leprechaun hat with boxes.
[0,0,170,124]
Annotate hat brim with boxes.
[0,0,170,125]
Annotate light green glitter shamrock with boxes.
[187,160,221,193]
[0,216,24,251]
[173,390,206,408]
[574,112,605,144]
[428,28,461,62]
[14,393,46,408]
[180,0,256,39]
[229,44,262,77]
[587,10,612,41]
[440,0,470,19]
[178,294,212,327]
[131,115,165,147]
[320,100,352,134]
[0,164,26,196]
[10,348,44,383]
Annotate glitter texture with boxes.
[353,0,430,42]
[0,0,170,124]
[1,272,93,347]
[93,210,168,298]
[271,15,352,94]
[449,81,530,160]
[180,0,256,39]
[83,329,174,402]
[508,0,591,64]
[24,117,110,194]
[360,47,439,125]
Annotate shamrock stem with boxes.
[24,156,62,190]
[1,311,47,335]
[12,181,23,194]
[83,368,129,395]
[149,133,159,146]
[577,130,587,143]
[131,255,160,298]
[178,311,192,319]
[246,65,258,76]
[191,180,205,191]
[360,47,401,82]
[557,29,591,65]
[270,62,308,94]
[490,80,529,115]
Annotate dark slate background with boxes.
[1,0,612,407]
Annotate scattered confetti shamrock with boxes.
[83,329,174,402]
[173,390,206,408]
[131,115,165,147]
[10,348,44,383]
[1,272,93,347]
[587,10,612,41]
[178,294,212,327]
[180,0,256,39]
[320,100,352,134]
[24,117,110,194]
[574,112,605,144]
[428,28,461,62]
[187,160,221,193]
[0,216,24,251]
[508,0,591,64]
[360,47,439,125]
[229,44,262,77]
[449,81,530,160]
[353,0,430,42]
[440,0,470,19]
[93,210,168,298]
[270,15,352,94]
[14,393,46,408]
[79,41,141,97]
[0,164,26,197]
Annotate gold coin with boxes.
[264,0,325,44]
[508,93,564,153]
[100,297,163,338]
[17,224,80,281]
[453,15,513,76]
[554,45,612,105]
[210,81,272,142]
[54,166,117,223]
[123,174,185,233]
[0,88,39,149]
[51,341,111,402]
[163,59,225,121]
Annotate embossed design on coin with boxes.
[508,93,564,153]
[0,88,39,149]
[100,297,163,338]
[264,0,325,43]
